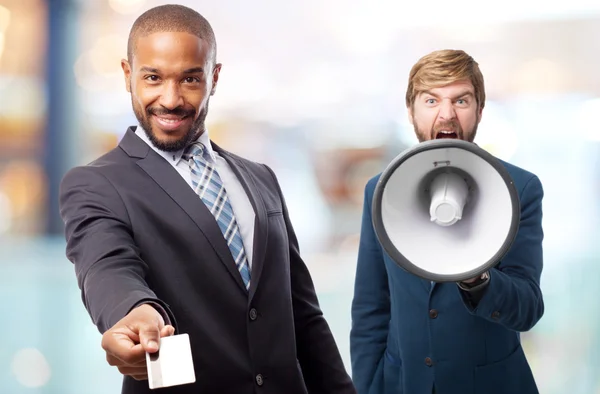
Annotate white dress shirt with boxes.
[135,127,256,267]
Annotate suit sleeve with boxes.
[458,174,544,332]
[59,166,177,333]
[264,165,356,394]
[349,179,391,393]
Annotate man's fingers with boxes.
[138,323,161,353]
[103,324,169,367]
[106,336,147,365]
[101,329,147,364]
[101,304,167,371]
[107,326,173,367]
[106,353,147,367]
[160,325,175,337]
[106,353,119,367]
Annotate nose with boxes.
[438,99,457,120]
[159,82,184,110]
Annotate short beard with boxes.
[133,98,210,152]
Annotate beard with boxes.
[133,97,210,152]
[413,117,479,143]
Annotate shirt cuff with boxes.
[131,300,174,328]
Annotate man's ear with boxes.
[407,105,414,125]
[210,63,222,96]
[121,59,132,93]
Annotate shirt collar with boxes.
[135,125,216,165]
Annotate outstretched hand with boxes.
[101,304,175,380]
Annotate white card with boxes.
[146,333,196,389]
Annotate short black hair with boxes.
[127,4,217,65]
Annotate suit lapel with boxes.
[214,145,268,301]
[119,128,248,294]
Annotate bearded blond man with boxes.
[350,49,544,394]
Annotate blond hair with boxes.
[405,49,485,110]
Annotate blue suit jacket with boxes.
[350,159,544,394]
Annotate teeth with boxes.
[439,130,454,134]
[157,117,181,123]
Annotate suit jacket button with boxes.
[491,311,500,319]
[429,309,438,319]
[255,374,264,386]
[425,357,433,367]
[249,308,258,321]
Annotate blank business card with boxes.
[146,333,196,389]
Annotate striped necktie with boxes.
[183,142,251,290]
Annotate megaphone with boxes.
[372,139,520,282]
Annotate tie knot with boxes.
[184,142,210,162]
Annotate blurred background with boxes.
[0,0,599,393]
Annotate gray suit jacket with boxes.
[59,127,355,394]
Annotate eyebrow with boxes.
[422,90,474,100]
[138,66,205,74]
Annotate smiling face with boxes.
[408,80,483,143]
[121,31,221,151]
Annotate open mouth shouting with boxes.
[435,130,458,139]
[433,121,462,140]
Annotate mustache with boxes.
[147,107,196,118]
[433,120,460,132]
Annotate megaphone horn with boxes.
[371,139,520,282]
